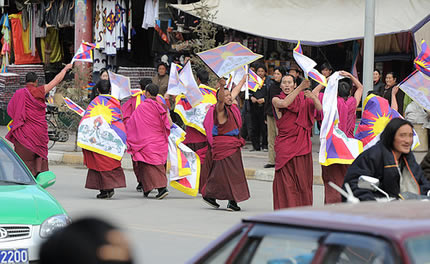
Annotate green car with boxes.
[0,138,70,263]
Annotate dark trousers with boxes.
[241,100,252,140]
[250,103,267,150]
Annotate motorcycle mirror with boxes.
[358,176,380,190]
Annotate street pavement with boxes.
[48,164,323,263]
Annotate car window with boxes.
[205,226,248,264]
[322,233,396,264]
[234,224,326,264]
[0,140,35,184]
[405,234,430,264]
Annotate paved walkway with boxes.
[1,125,427,185]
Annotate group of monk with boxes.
[6,61,365,211]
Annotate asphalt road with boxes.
[46,165,324,263]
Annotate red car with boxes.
[188,201,430,264]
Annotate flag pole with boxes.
[362,0,375,101]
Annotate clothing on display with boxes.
[142,0,159,29]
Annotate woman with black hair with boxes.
[264,66,286,168]
[90,68,110,101]
[373,69,384,94]
[381,72,405,115]
[344,118,430,201]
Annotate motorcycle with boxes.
[330,176,430,203]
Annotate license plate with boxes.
[0,249,28,264]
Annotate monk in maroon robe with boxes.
[6,64,72,177]
[272,75,322,210]
[83,80,127,199]
[202,75,250,211]
[127,83,172,199]
[121,79,149,192]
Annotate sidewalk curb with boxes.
[50,151,324,185]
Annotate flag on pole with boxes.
[398,70,430,111]
[174,84,217,135]
[166,62,184,95]
[197,42,262,78]
[319,72,363,165]
[248,68,263,92]
[293,41,327,86]
[168,124,200,196]
[71,42,98,63]
[63,97,85,116]
[109,71,131,100]
[414,40,430,77]
[178,61,203,107]
[355,94,420,150]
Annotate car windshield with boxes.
[0,139,35,185]
[405,234,430,263]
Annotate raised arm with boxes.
[272,79,310,109]
[216,78,227,113]
[312,83,325,97]
[339,70,363,107]
[44,64,73,94]
[304,90,322,111]
[231,74,247,102]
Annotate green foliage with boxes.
[188,0,220,88]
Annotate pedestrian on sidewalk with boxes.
[6,63,72,177]
[249,64,269,152]
[264,66,285,168]
[126,83,172,199]
[314,71,363,204]
[272,75,322,210]
[121,78,152,192]
[81,80,127,199]
[202,74,250,211]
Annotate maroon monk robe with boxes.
[6,85,49,176]
[273,92,315,210]
[126,98,170,193]
[122,96,140,182]
[203,104,250,203]
[83,149,126,190]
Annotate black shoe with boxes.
[136,183,143,192]
[96,189,114,199]
[264,164,275,168]
[203,197,220,209]
[227,200,241,211]
[143,190,151,197]
[156,188,169,200]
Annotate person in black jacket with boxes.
[344,118,430,201]
[264,66,285,168]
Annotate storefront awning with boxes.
[170,0,430,46]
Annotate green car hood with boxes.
[0,185,66,225]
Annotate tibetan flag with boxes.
[197,42,262,78]
[414,40,430,77]
[71,42,98,63]
[178,61,204,107]
[355,94,420,150]
[174,84,217,135]
[248,68,263,92]
[47,96,54,105]
[63,97,85,116]
[109,71,131,100]
[293,41,327,86]
[166,62,184,95]
[168,124,201,196]
[398,70,430,111]
[6,120,13,131]
[319,72,363,166]
[77,95,127,160]
[132,90,146,109]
